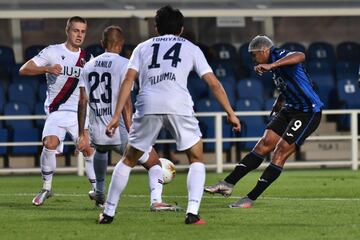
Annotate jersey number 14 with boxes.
[148,43,182,69]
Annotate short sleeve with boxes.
[193,46,213,78]
[127,45,141,72]
[32,46,51,67]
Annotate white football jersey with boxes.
[128,34,212,117]
[79,52,129,146]
[32,43,86,114]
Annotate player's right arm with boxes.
[202,72,241,132]
[19,60,62,76]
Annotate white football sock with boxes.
[40,147,57,191]
[148,165,163,204]
[93,151,108,194]
[84,152,96,190]
[104,160,132,217]
[186,162,205,215]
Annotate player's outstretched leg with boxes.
[229,163,283,208]
[204,151,264,197]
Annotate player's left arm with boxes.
[106,68,137,136]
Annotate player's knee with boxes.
[255,137,275,153]
[43,139,58,150]
[272,142,295,166]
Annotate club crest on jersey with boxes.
[61,66,82,78]
[80,58,86,67]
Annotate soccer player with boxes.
[205,35,323,208]
[77,25,180,211]
[19,16,96,206]
[99,5,241,225]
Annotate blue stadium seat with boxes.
[24,45,46,61]
[195,98,232,152]
[238,42,253,72]
[336,78,360,130]
[307,60,333,76]
[210,61,236,79]
[197,43,212,62]
[0,45,15,67]
[336,41,360,63]
[237,78,264,104]
[212,43,237,61]
[11,64,43,89]
[11,128,39,155]
[280,42,306,53]
[249,71,275,98]
[0,65,11,83]
[85,44,104,60]
[0,84,5,113]
[34,102,46,129]
[311,74,336,109]
[335,61,358,81]
[38,83,47,102]
[0,128,8,155]
[235,99,265,150]
[8,83,36,111]
[337,78,360,108]
[209,81,236,106]
[3,102,33,129]
[308,42,336,67]
[187,71,208,102]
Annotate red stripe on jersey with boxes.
[49,49,86,113]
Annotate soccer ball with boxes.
[159,158,176,184]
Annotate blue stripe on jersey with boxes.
[269,47,323,112]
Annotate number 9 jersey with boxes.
[79,52,129,146]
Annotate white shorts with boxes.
[42,111,89,153]
[92,125,128,155]
[128,114,202,152]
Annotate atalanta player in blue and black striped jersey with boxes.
[205,35,323,208]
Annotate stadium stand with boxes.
[335,61,358,80]
[24,45,46,61]
[195,98,232,153]
[308,42,337,68]
[3,102,33,130]
[336,41,360,63]
[211,42,237,62]
[280,42,306,53]
[7,83,36,111]
[236,78,264,104]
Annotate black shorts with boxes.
[266,107,322,146]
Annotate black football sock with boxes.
[247,163,283,201]
[224,151,265,185]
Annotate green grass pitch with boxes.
[0,169,359,240]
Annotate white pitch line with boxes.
[0,193,359,201]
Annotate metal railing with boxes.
[0,109,359,175]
